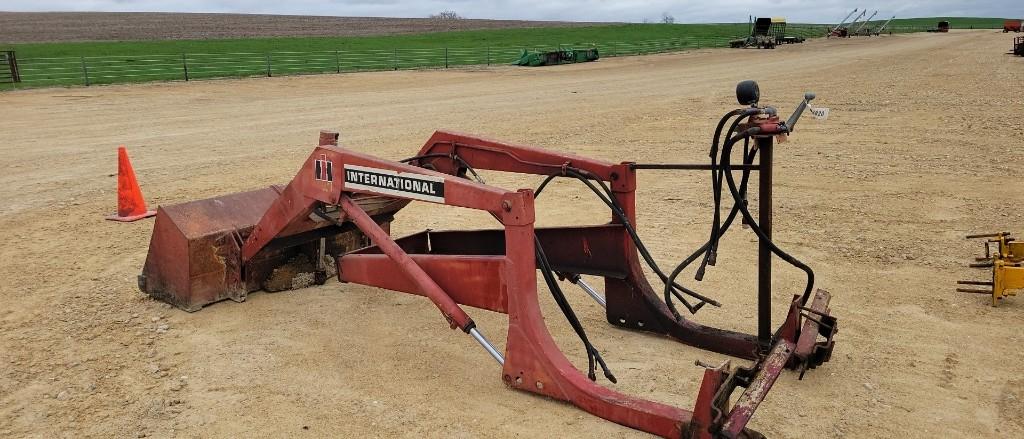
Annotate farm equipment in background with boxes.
[870,16,897,36]
[850,12,896,37]
[731,17,783,48]
[849,10,878,36]
[1003,19,1022,33]
[513,48,599,66]
[828,8,861,38]
[958,232,1023,306]
[1014,36,1024,56]
[927,21,950,33]
[766,17,806,45]
[772,18,806,44]
[138,81,836,438]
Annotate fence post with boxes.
[181,53,189,81]
[266,53,272,77]
[80,56,90,86]
[444,47,448,69]
[486,46,491,66]
[393,49,398,70]
[335,50,341,73]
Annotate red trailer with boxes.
[1004,19,1022,33]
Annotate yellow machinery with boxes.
[959,232,1024,306]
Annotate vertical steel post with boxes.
[444,47,449,69]
[265,53,272,77]
[335,50,341,73]
[486,46,491,66]
[393,48,398,70]
[756,136,773,345]
[181,53,189,81]
[80,56,90,86]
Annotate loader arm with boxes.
[411,130,776,360]
[139,81,838,438]
[235,134,774,438]
[240,143,517,262]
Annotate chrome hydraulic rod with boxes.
[469,327,505,365]
[575,278,607,307]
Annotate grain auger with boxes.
[958,232,1024,306]
[138,81,837,438]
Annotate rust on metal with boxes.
[139,186,399,311]
[139,115,836,437]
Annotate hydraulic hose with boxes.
[719,128,816,305]
[703,109,752,275]
[536,168,721,313]
[535,236,616,383]
[664,144,757,319]
[663,108,754,319]
[419,156,617,383]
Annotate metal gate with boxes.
[1,51,20,83]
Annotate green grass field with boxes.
[2,23,777,89]
[3,18,1010,58]
[0,18,1010,90]
[6,24,759,57]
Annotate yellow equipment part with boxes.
[958,232,1024,306]
[993,259,1024,306]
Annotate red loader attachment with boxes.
[139,82,837,437]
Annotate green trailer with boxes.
[513,48,599,67]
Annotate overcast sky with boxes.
[0,1,1020,23]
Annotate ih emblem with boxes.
[314,154,333,182]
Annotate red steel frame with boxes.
[240,130,835,438]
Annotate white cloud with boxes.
[0,0,1020,22]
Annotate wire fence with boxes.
[0,25,943,90]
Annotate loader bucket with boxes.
[134,185,393,306]
[138,132,407,311]
[138,186,402,311]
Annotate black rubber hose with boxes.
[534,173,558,197]
[401,152,486,184]
[422,157,615,382]
[698,110,759,281]
[533,171,713,313]
[559,168,720,311]
[535,235,616,383]
[663,144,757,320]
[701,109,750,278]
[720,129,816,305]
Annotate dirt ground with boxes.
[1,30,1023,438]
[0,12,599,43]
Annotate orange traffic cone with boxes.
[106,145,156,222]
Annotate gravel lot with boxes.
[0,30,1022,438]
